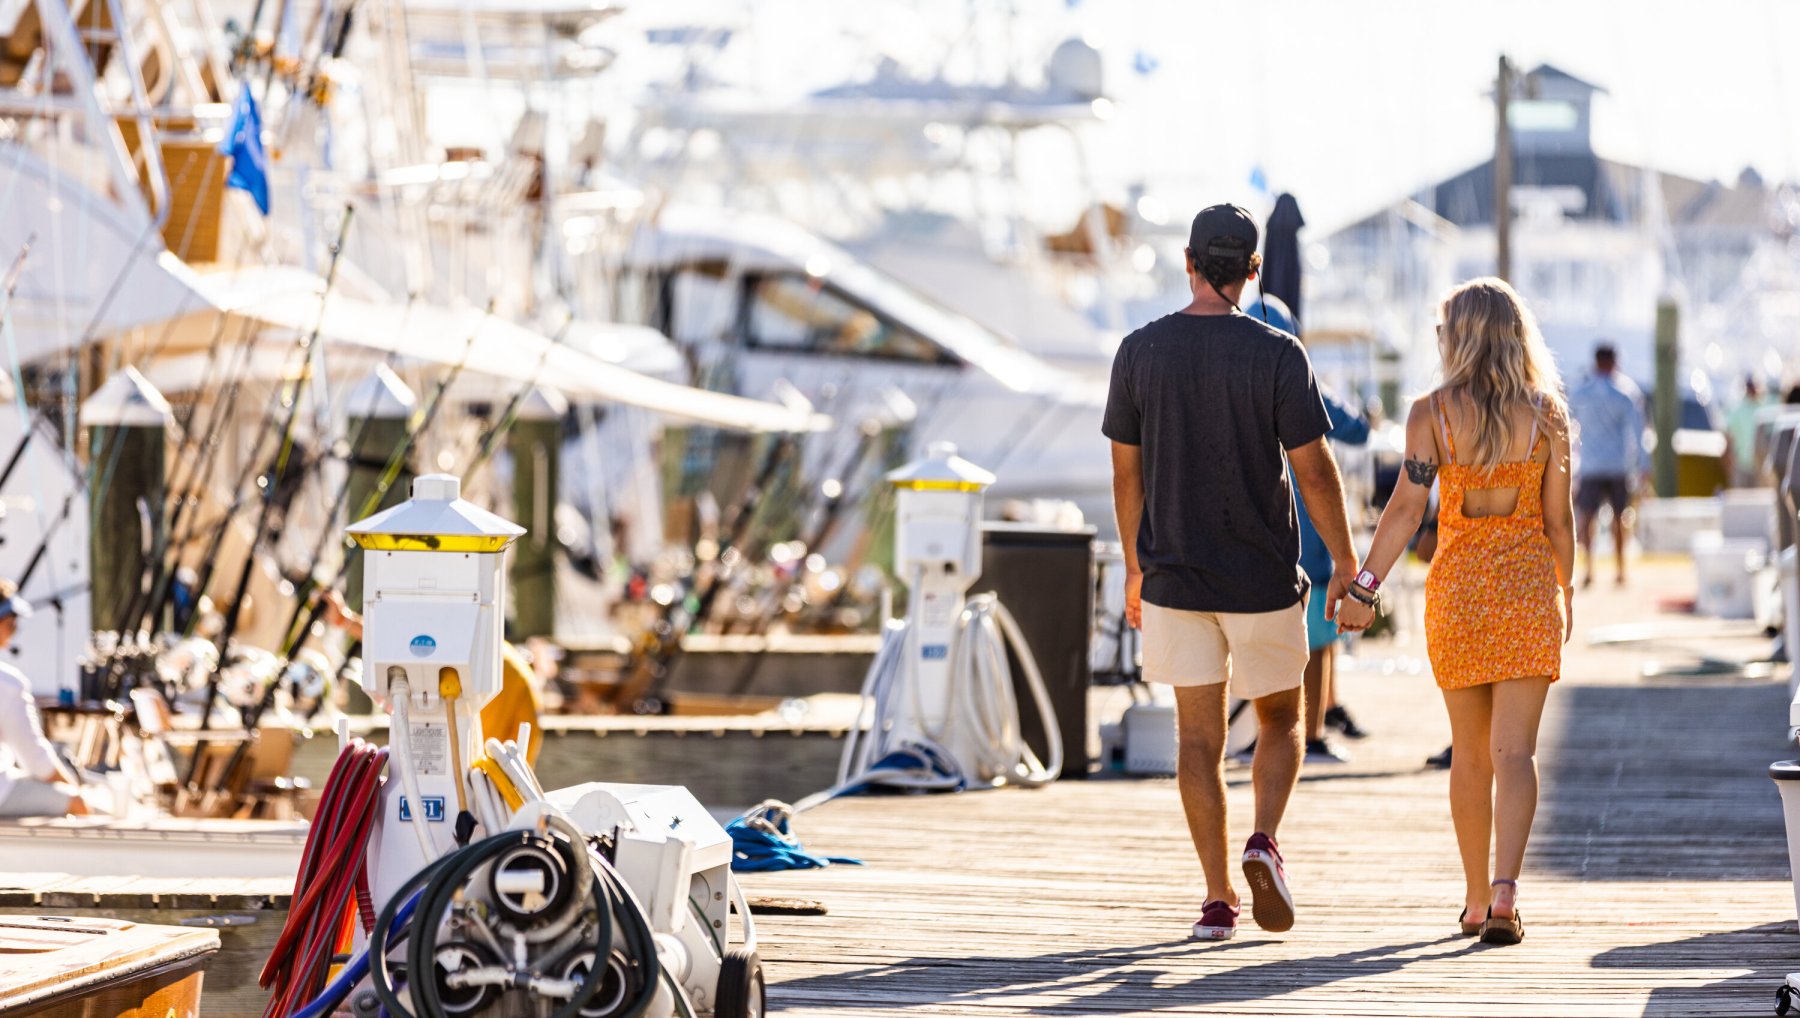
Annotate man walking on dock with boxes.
[1568,342,1645,587]
[1105,204,1371,940]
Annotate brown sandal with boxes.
[1479,907,1524,944]
[1479,879,1524,944]
[1458,908,1482,937]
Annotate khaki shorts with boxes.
[1141,598,1309,700]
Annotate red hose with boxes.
[261,739,387,1018]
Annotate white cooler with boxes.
[1121,702,1177,775]
[1693,531,1767,619]
[1637,498,1721,554]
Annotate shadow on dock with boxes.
[1591,922,1796,1017]
[1535,680,1792,881]
[770,935,1480,1013]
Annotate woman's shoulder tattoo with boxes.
[1404,457,1439,486]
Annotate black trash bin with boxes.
[971,523,1096,779]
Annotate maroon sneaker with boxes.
[1191,898,1239,941]
[1241,832,1295,932]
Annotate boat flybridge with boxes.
[619,205,1115,526]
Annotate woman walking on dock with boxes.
[1351,278,1574,945]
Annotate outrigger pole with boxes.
[0,237,39,494]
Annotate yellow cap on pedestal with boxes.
[347,474,525,553]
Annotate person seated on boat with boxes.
[323,589,543,764]
[0,583,90,818]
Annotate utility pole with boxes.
[1494,54,1514,283]
[1653,299,1680,497]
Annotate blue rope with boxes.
[727,803,862,873]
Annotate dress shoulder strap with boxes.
[1526,393,1545,456]
[1434,393,1457,464]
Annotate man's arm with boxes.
[1287,437,1368,628]
[0,684,74,784]
[1111,441,1146,628]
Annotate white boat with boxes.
[0,815,306,877]
[622,205,1114,522]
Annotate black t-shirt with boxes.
[1103,310,1333,614]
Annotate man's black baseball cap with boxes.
[1188,203,1259,260]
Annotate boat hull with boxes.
[0,817,307,879]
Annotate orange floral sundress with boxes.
[1424,395,1565,690]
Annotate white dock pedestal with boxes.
[1772,760,1800,923]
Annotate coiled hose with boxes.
[260,739,387,1018]
[363,819,663,1018]
[797,592,1062,812]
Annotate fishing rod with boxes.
[17,411,133,591]
[609,432,797,714]
[174,208,361,632]
[190,207,355,740]
[724,415,894,695]
[109,311,263,643]
[153,308,299,639]
[461,313,573,480]
[203,308,495,794]
[267,301,494,662]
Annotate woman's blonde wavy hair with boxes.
[1437,277,1568,470]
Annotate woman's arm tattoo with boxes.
[1404,457,1439,486]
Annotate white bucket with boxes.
[1771,760,1800,923]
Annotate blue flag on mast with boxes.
[218,81,270,215]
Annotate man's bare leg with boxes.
[1303,648,1327,742]
[1173,682,1236,907]
[1612,504,1630,586]
[1251,686,1304,837]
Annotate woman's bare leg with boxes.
[1489,676,1552,917]
[1441,685,1495,920]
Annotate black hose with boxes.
[369,826,658,1018]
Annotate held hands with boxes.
[1125,570,1143,629]
[1329,568,1376,634]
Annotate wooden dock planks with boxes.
[746,562,1799,1017]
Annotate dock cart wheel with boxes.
[1778,982,1794,1015]
[715,949,765,1018]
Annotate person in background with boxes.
[1106,204,1373,944]
[1245,296,1371,764]
[1724,375,1774,488]
[0,581,89,818]
[1567,343,1645,587]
